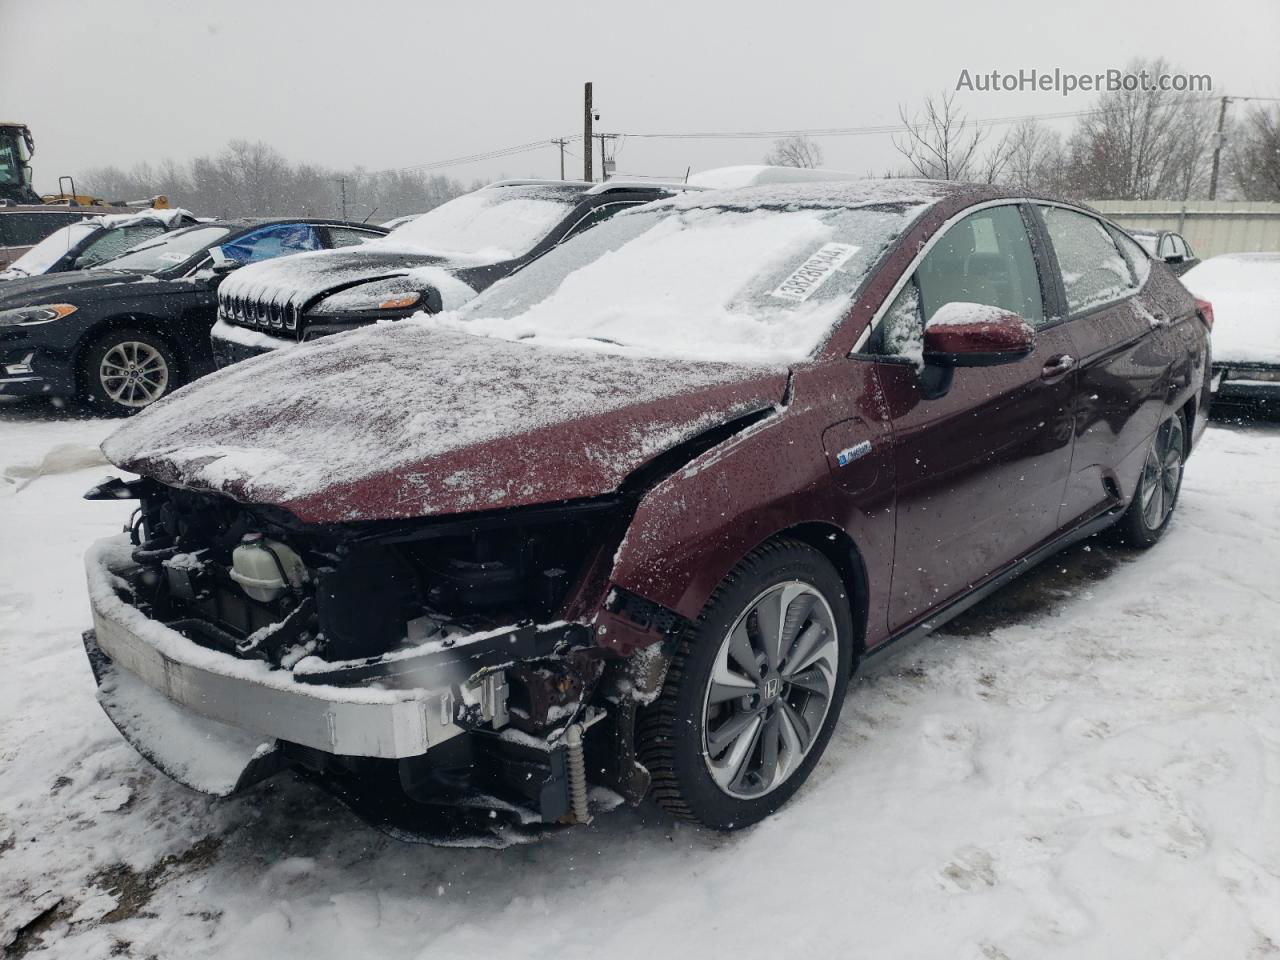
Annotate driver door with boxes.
[866,203,1080,631]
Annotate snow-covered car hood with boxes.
[218,247,464,311]
[1183,253,1280,366]
[103,323,789,524]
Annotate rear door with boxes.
[864,202,1080,630]
[1033,204,1172,525]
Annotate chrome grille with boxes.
[219,286,299,339]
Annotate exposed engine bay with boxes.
[83,477,679,843]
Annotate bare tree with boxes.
[1059,57,1214,200]
[892,91,992,180]
[764,135,824,168]
[80,141,470,220]
[1229,104,1280,201]
[1000,119,1066,193]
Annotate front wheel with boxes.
[1114,412,1186,547]
[82,328,180,416]
[639,539,854,829]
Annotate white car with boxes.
[1183,253,1280,406]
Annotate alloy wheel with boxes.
[1139,415,1185,530]
[100,341,170,408]
[701,580,839,799]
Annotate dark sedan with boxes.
[0,217,386,414]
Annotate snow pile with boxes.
[1183,253,1280,365]
[102,324,786,520]
[88,207,196,230]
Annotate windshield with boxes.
[92,225,229,274]
[373,185,580,262]
[429,199,925,364]
[3,221,99,277]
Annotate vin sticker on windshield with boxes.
[771,243,860,302]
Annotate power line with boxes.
[377,93,1241,175]
[603,99,1221,142]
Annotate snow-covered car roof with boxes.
[1183,253,1280,366]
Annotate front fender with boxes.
[608,361,897,634]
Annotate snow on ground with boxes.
[1,397,1279,959]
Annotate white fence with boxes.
[1083,200,1280,259]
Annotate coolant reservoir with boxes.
[230,534,306,603]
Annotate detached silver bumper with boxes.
[85,539,462,767]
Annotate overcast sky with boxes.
[3,0,1278,196]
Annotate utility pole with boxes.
[335,177,348,221]
[583,82,594,182]
[552,138,568,180]
[1208,96,1230,201]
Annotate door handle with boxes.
[1041,354,1076,380]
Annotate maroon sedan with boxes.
[82,179,1211,841]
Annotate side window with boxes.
[325,226,382,248]
[74,223,167,268]
[1039,206,1139,315]
[221,223,321,263]
[558,202,637,244]
[872,204,1045,359]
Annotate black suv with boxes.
[210,179,693,366]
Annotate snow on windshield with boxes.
[371,185,578,263]
[94,225,229,273]
[424,186,936,364]
[1,222,99,277]
[1184,253,1280,365]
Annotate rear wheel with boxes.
[82,328,179,416]
[1114,412,1186,547]
[639,539,854,829]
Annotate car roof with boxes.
[205,217,389,230]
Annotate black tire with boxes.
[638,538,855,829]
[1112,411,1187,548]
[81,327,181,416]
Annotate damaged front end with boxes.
[82,477,678,844]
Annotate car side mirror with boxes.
[923,303,1035,368]
[207,245,244,274]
